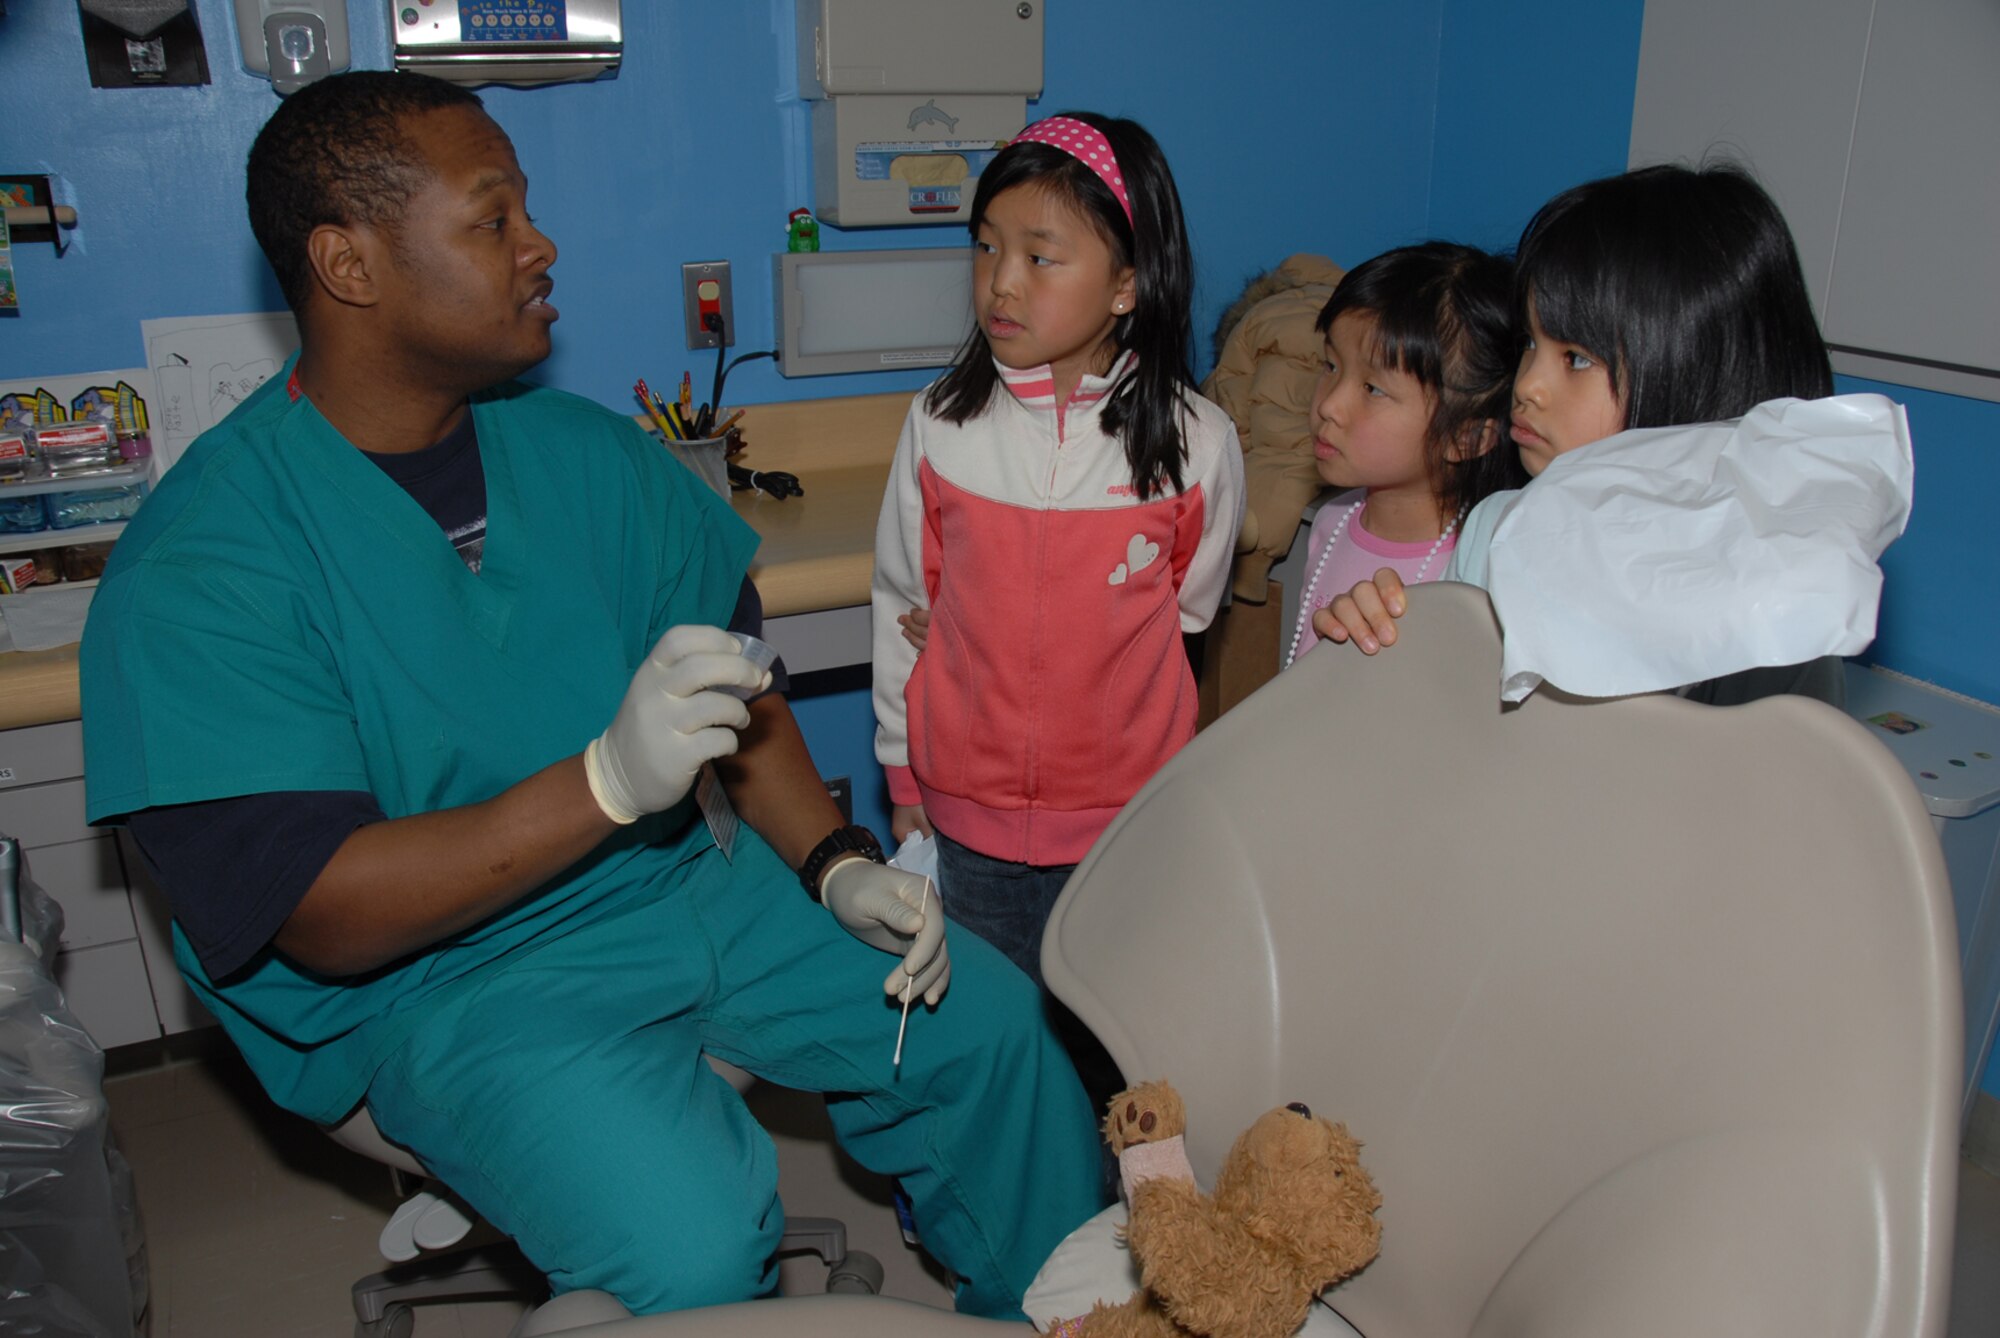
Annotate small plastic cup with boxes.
[721,633,779,700]
[664,433,730,498]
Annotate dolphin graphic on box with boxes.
[907,99,958,133]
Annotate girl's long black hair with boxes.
[1314,242,1527,521]
[926,112,1197,500]
[1517,162,1833,429]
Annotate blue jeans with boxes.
[934,831,1126,1138]
[932,831,1074,989]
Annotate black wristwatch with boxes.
[799,824,886,901]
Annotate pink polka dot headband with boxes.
[1011,116,1132,225]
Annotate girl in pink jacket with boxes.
[872,114,1244,1041]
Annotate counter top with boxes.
[0,389,913,732]
[726,390,908,618]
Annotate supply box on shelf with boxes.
[0,421,153,577]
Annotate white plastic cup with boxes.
[721,633,779,700]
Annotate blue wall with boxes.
[1839,376,2000,708]
[0,0,1448,397]
[1427,0,1647,250]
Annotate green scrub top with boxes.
[81,363,759,1123]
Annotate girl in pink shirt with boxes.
[1286,243,1525,666]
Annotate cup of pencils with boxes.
[635,377,740,499]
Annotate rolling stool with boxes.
[328,1057,884,1337]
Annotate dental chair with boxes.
[329,1057,884,1337]
[513,583,1963,1336]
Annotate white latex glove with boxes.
[820,859,950,1004]
[583,625,770,824]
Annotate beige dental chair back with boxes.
[568,583,1960,1336]
[1042,583,1959,1336]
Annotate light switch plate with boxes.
[681,260,735,349]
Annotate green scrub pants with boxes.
[365,838,1105,1318]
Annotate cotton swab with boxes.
[893,878,933,1070]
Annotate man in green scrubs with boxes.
[81,71,1101,1318]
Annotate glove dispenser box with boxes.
[797,0,1044,227]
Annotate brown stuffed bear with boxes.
[1063,1080,1382,1338]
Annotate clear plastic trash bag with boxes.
[0,837,147,1337]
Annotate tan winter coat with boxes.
[1199,254,1344,601]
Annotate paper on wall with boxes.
[140,311,298,474]
[1484,393,1915,702]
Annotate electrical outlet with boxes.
[681,260,735,349]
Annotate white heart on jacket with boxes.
[1109,533,1159,586]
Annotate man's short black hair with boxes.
[246,70,484,314]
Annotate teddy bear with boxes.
[1057,1080,1382,1338]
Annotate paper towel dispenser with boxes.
[797,0,1044,227]
[391,0,621,88]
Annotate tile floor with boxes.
[105,1034,2000,1337]
[104,1034,953,1337]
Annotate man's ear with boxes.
[304,223,385,310]
[1447,417,1501,461]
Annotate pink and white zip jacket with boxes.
[872,353,1246,866]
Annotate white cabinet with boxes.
[0,718,210,1049]
[1630,0,2000,402]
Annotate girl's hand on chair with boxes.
[1312,571,1408,655]
[897,607,931,652]
[891,803,934,843]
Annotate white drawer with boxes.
[0,720,83,791]
[25,836,135,951]
[54,940,160,1051]
[0,777,94,849]
[117,831,214,1037]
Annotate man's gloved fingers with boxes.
[883,948,948,1001]
[655,686,754,735]
[647,624,742,666]
[870,893,926,937]
[882,957,947,1000]
[655,650,768,700]
[679,723,746,767]
[908,943,950,1001]
[904,907,944,969]
[886,912,945,990]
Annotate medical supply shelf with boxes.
[0,523,126,557]
[1844,662,2000,1134]
[0,389,913,1051]
[0,461,151,556]
[0,461,148,498]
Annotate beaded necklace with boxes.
[1284,499,1466,668]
